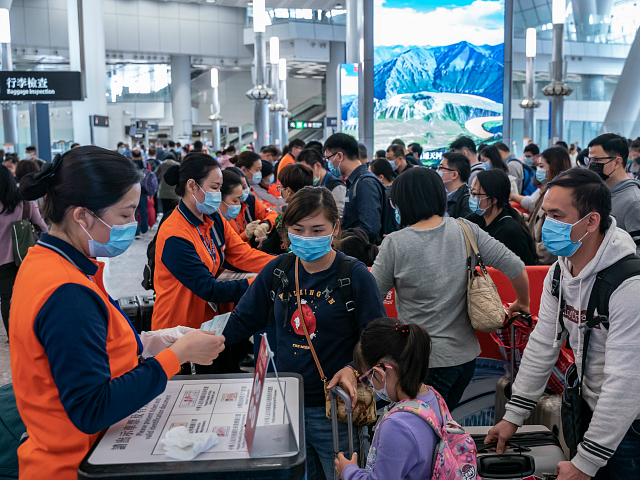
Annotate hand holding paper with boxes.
[201,312,232,335]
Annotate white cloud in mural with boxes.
[374,0,505,47]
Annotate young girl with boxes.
[335,317,439,480]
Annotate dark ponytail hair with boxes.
[355,318,432,399]
[338,228,379,267]
[369,158,396,183]
[164,152,220,197]
[476,169,537,263]
[19,146,140,224]
[0,164,21,214]
[221,168,242,199]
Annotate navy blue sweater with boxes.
[223,252,386,407]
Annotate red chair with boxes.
[510,201,528,215]
[486,265,550,316]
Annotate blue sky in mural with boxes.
[370,0,505,157]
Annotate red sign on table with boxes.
[245,334,271,455]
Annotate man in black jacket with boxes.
[438,152,472,218]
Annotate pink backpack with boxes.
[378,388,480,480]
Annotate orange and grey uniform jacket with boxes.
[227,193,279,241]
[9,233,180,480]
[152,200,274,329]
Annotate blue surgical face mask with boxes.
[222,201,241,220]
[264,174,274,186]
[536,167,547,184]
[389,159,398,171]
[288,231,334,262]
[313,176,321,186]
[329,164,342,178]
[482,161,491,170]
[468,195,486,216]
[81,216,138,258]
[249,171,262,186]
[118,147,126,155]
[524,156,534,167]
[394,207,401,225]
[240,188,250,203]
[193,184,221,215]
[437,169,444,178]
[541,213,591,257]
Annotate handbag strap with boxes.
[294,257,327,383]
[456,218,487,273]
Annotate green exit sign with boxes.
[295,121,304,129]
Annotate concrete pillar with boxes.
[358,0,373,155]
[345,0,358,64]
[67,0,108,147]
[327,41,345,127]
[29,103,51,162]
[280,76,289,146]
[502,0,514,148]
[542,22,572,145]
[1,43,18,149]
[171,54,192,143]
[601,26,640,138]
[269,64,281,147]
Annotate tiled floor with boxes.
[0,225,158,387]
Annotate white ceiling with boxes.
[163,0,344,10]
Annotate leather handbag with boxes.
[456,219,505,332]
[293,257,377,426]
[11,201,42,267]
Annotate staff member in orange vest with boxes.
[10,147,225,480]
[152,153,273,332]
[220,168,278,242]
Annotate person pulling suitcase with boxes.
[485,169,640,480]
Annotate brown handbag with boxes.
[293,257,377,426]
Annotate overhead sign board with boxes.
[93,115,109,127]
[289,121,323,130]
[0,71,82,101]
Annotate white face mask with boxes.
[374,371,392,402]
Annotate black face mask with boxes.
[588,161,610,181]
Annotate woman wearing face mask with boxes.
[244,156,286,213]
[479,145,519,196]
[221,187,386,480]
[152,153,274,334]
[220,168,278,243]
[10,147,226,480]
[369,158,396,196]
[371,168,529,411]
[514,147,571,265]
[335,318,439,480]
[297,148,347,216]
[467,170,538,265]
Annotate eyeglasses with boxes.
[323,152,338,162]
[437,166,456,173]
[358,363,393,388]
[585,156,617,165]
[469,192,489,199]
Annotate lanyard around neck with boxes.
[196,226,216,265]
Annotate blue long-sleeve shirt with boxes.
[342,164,384,243]
[223,251,386,407]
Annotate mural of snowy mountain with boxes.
[366,40,505,152]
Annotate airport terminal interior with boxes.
[2,0,640,479]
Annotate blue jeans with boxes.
[305,407,359,480]
[427,359,476,411]
[136,194,148,235]
[590,418,640,479]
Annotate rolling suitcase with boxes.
[117,296,140,331]
[136,294,155,333]
[467,425,566,479]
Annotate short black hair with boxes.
[449,136,476,155]
[369,158,396,183]
[324,133,359,160]
[555,141,569,151]
[390,168,446,227]
[278,163,313,192]
[288,138,306,150]
[524,143,540,156]
[408,142,423,158]
[192,140,204,152]
[296,148,323,167]
[358,142,367,160]
[305,140,323,155]
[630,137,640,151]
[391,138,406,148]
[26,146,36,153]
[168,141,176,148]
[494,142,510,154]
[386,144,404,159]
[260,159,274,178]
[588,133,629,162]
[547,168,612,234]
[261,144,280,156]
[375,149,386,159]
[441,152,470,183]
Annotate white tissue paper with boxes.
[160,426,219,460]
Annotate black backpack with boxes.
[142,210,227,291]
[352,173,397,243]
[266,252,360,338]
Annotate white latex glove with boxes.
[160,426,219,460]
[140,326,196,358]
[253,222,270,239]
[244,220,262,240]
